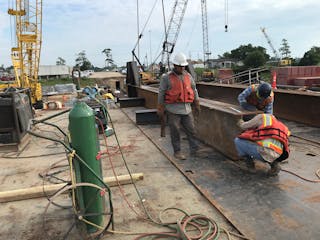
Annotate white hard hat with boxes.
[172,53,188,66]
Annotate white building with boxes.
[38,65,72,80]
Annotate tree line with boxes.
[221,39,320,69]
[56,48,117,71]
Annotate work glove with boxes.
[194,100,201,116]
[157,104,165,117]
[237,119,244,128]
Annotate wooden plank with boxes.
[0,173,143,203]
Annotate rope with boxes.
[281,134,320,183]
[281,168,320,183]
[95,117,144,218]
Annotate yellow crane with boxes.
[260,27,291,66]
[6,0,43,108]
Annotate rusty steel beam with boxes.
[195,98,259,160]
[136,86,159,109]
[133,85,258,160]
[132,84,319,158]
[196,83,320,127]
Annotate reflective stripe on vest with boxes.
[257,114,283,154]
[257,138,283,154]
[262,113,272,126]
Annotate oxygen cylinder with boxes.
[69,101,104,233]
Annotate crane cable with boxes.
[132,0,159,52]
[150,0,168,66]
[224,0,228,32]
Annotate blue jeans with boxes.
[167,112,199,153]
[234,137,264,161]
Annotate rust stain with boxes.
[271,208,301,229]
[304,194,320,203]
[276,179,301,191]
[200,170,220,179]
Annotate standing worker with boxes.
[157,53,205,160]
[238,82,274,114]
[234,114,290,175]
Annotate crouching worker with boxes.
[234,114,290,175]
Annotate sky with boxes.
[0,0,319,68]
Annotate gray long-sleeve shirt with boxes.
[158,70,199,115]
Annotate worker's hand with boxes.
[237,119,244,128]
[157,104,165,117]
[194,100,201,116]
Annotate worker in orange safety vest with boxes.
[238,82,274,116]
[157,53,207,160]
[234,113,290,175]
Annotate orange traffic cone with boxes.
[271,71,277,89]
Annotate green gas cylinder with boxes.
[69,101,104,233]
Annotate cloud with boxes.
[0,0,320,67]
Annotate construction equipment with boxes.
[161,0,189,70]
[139,71,158,85]
[0,0,43,147]
[6,0,43,109]
[260,27,279,61]
[260,27,291,66]
[201,0,211,68]
[202,70,215,82]
[200,0,214,81]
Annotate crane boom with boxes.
[161,0,188,68]
[201,0,211,67]
[260,27,279,60]
[8,0,43,108]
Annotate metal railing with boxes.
[214,67,269,85]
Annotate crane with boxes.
[200,0,211,68]
[260,27,279,61]
[260,27,291,66]
[8,0,43,108]
[161,0,189,70]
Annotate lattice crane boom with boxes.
[161,0,188,68]
[260,27,279,60]
[8,0,43,106]
[201,0,211,68]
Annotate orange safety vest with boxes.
[165,72,195,104]
[238,114,290,160]
[246,84,274,110]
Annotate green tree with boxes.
[75,50,93,71]
[56,57,66,65]
[299,46,320,66]
[279,39,291,59]
[102,48,114,69]
[243,50,267,68]
[230,44,269,61]
[222,44,269,68]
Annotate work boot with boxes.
[174,151,186,160]
[190,147,209,158]
[245,156,255,169]
[268,161,281,176]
